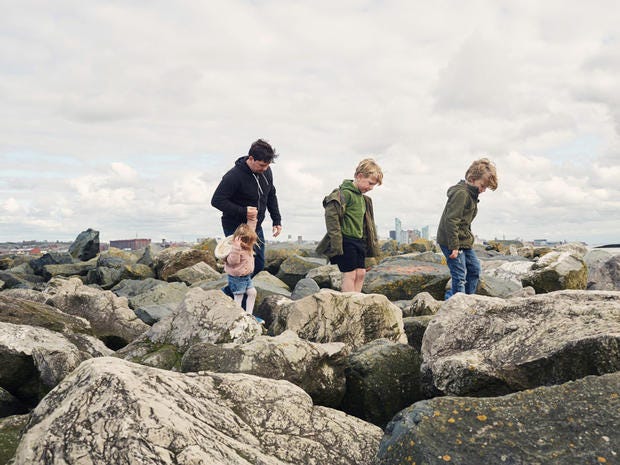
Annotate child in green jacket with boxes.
[437,158,498,299]
[316,159,382,292]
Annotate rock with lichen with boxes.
[375,372,619,465]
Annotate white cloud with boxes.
[1,1,620,244]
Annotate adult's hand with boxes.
[272,225,282,237]
[449,249,459,259]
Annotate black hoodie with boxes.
[211,156,282,231]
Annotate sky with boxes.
[1,1,619,246]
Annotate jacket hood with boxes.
[339,179,361,194]
[234,156,253,173]
[448,180,479,202]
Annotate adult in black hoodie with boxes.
[211,139,282,274]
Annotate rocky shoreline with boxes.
[1,230,618,464]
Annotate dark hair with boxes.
[248,139,278,163]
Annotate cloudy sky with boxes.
[1,1,619,245]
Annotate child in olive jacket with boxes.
[316,158,382,292]
[437,158,498,299]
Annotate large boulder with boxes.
[375,372,619,465]
[402,291,441,317]
[153,247,217,281]
[0,388,27,417]
[41,256,98,281]
[112,278,189,324]
[522,251,587,293]
[43,277,149,349]
[291,277,320,300]
[68,228,100,261]
[403,315,434,352]
[362,257,450,300]
[11,357,382,465]
[264,247,303,275]
[29,252,74,277]
[181,330,348,407]
[306,264,342,290]
[271,289,407,349]
[276,255,324,289]
[168,261,221,285]
[341,339,423,428]
[421,291,620,397]
[587,254,620,291]
[116,288,262,370]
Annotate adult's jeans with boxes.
[440,245,481,300]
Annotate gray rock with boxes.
[276,255,324,289]
[181,330,348,407]
[11,357,383,465]
[0,388,27,417]
[0,414,29,464]
[341,339,423,428]
[376,372,619,465]
[29,252,73,276]
[68,228,100,261]
[42,256,98,281]
[0,321,112,406]
[252,271,292,304]
[477,273,524,298]
[255,294,293,329]
[43,277,149,348]
[404,291,441,317]
[116,288,263,369]
[480,259,534,286]
[271,289,408,350]
[421,291,620,397]
[153,247,217,281]
[403,315,434,352]
[306,264,342,290]
[587,254,620,290]
[112,278,189,324]
[522,251,587,293]
[168,261,221,285]
[363,258,451,300]
[291,277,320,300]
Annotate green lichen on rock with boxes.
[0,415,28,465]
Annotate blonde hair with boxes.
[465,158,498,190]
[233,223,258,251]
[355,158,383,185]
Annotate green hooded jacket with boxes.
[436,180,479,250]
[315,183,379,259]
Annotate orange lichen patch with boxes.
[448,418,456,423]
[476,415,488,422]
[610,393,618,399]
[468,365,476,371]
[597,457,607,463]
[433,410,442,417]
[452,409,459,414]
[455,438,463,445]
[442,455,452,461]
[409,440,415,447]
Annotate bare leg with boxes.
[245,287,257,314]
[353,268,366,292]
[341,271,357,292]
[233,293,244,307]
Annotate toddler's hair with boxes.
[355,158,383,185]
[233,223,258,250]
[465,158,498,190]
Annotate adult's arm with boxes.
[266,183,282,226]
[211,172,246,219]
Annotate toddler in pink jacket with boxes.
[224,207,259,314]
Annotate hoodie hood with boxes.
[340,179,361,195]
[447,180,479,202]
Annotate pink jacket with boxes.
[224,217,257,277]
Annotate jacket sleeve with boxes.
[444,190,468,250]
[211,171,247,220]
[324,198,343,256]
[226,243,242,266]
[266,172,282,226]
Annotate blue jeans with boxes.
[440,245,481,299]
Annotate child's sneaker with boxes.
[254,316,265,324]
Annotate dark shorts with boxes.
[330,236,366,273]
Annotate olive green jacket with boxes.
[316,187,379,258]
[436,181,479,250]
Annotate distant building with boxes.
[109,238,151,250]
[389,230,396,240]
[395,218,403,244]
[421,225,430,240]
